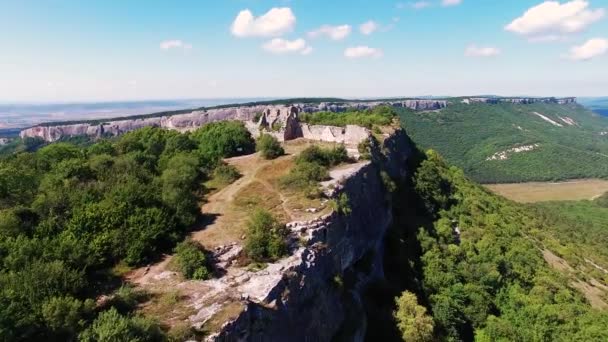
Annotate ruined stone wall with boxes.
[211,129,411,342]
[299,124,370,145]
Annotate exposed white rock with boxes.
[487,144,540,161]
[559,116,577,126]
[532,112,563,127]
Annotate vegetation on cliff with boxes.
[244,209,288,262]
[280,144,350,198]
[372,149,608,341]
[299,105,395,128]
[0,122,254,340]
[397,102,608,183]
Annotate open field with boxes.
[485,179,608,203]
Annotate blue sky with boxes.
[0,0,607,102]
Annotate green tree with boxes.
[393,291,434,342]
[191,121,255,163]
[161,153,200,226]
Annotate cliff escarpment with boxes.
[206,130,411,341]
[19,100,444,142]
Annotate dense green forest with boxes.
[4,108,608,341]
[367,149,608,341]
[0,122,255,341]
[397,102,608,183]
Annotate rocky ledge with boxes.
[19,99,445,142]
[202,129,411,341]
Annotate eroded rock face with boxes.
[19,100,447,142]
[210,130,411,342]
[468,97,576,105]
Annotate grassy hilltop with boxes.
[397,101,608,183]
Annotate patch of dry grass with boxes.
[485,179,608,203]
[201,301,245,336]
[139,289,196,328]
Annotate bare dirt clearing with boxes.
[485,179,608,203]
[542,248,608,310]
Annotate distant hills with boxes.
[397,100,608,183]
[579,97,608,116]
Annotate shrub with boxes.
[296,145,349,167]
[41,296,94,337]
[79,308,164,342]
[212,163,241,184]
[244,209,288,262]
[109,285,147,314]
[329,193,352,216]
[281,145,351,198]
[174,240,211,280]
[381,171,397,193]
[299,106,395,128]
[256,134,284,160]
[358,139,373,160]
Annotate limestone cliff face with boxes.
[468,97,576,105]
[19,100,446,142]
[209,130,411,342]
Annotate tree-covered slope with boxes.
[369,150,608,341]
[397,101,608,183]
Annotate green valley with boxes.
[397,100,608,183]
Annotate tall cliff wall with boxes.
[19,100,446,142]
[207,130,411,341]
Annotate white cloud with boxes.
[360,21,379,35]
[231,7,296,38]
[301,46,314,55]
[442,0,462,6]
[465,44,501,57]
[344,46,384,59]
[262,38,312,55]
[411,1,431,9]
[308,24,352,40]
[505,0,604,40]
[160,40,192,50]
[565,38,608,60]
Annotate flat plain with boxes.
[485,179,608,203]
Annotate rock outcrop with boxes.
[19,100,445,142]
[20,97,577,143]
[468,97,576,105]
[207,130,411,341]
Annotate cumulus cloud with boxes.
[262,38,312,55]
[308,24,352,40]
[505,0,604,40]
[465,44,501,57]
[344,46,384,59]
[565,38,608,60]
[231,8,296,38]
[442,0,462,6]
[160,40,192,50]
[360,21,379,35]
